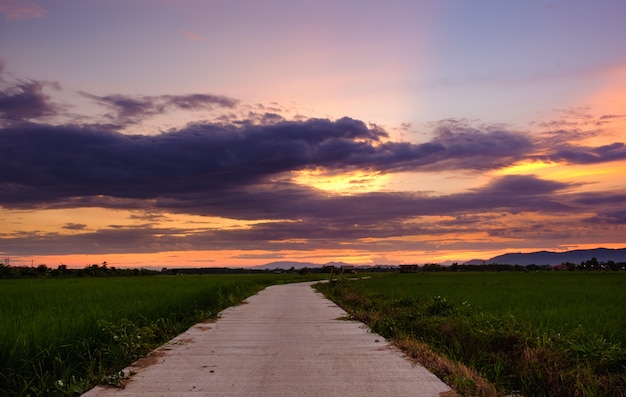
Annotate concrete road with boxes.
[83,282,452,396]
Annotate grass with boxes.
[315,272,626,397]
[0,273,324,396]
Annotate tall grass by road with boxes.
[0,274,317,396]
[316,272,626,397]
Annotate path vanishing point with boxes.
[83,282,452,396]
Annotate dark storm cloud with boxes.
[79,92,238,124]
[0,118,388,205]
[2,112,622,211]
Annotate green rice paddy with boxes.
[3,271,624,396]
[316,271,626,397]
[0,274,315,396]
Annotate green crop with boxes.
[316,272,626,397]
[0,274,317,396]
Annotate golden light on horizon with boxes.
[2,208,285,236]
[291,169,389,194]
[3,208,132,234]
[492,158,626,193]
[538,160,626,192]
[493,160,558,176]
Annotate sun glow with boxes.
[493,160,558,176]
[492,158,626,192]
[292,169,389,194]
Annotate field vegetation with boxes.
[315,272,626,397]
[0,273,323,396]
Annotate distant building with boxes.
[341,265,356,274]
[399,264,420,273]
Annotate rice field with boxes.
[3,271,624,396]
[316,271,626,397]
[0,274,317,396]
[358,272,626,343]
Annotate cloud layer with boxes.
[1,72,625,259]
[78,92,238,125]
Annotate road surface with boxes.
[83,282,452,396]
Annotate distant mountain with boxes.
[463,259,488,265]
[324,261,350,268]
[252,261,352,270]
[473,248,626,266]
[251,261,322,270]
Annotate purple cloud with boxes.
[476,174,574,196]
[79,92,238,124]
[0,173,608,257]
[0,79,61,123]
[1,76,625,258]
[588,210,626,225]
[546,142,626,164]
[1,113,622,212]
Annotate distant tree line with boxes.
[0,262,399,278]
[161,267,273,275]
[2,257,623,278]
[162,265,397,276]
[400,258,625,273]
[0,261,159,278]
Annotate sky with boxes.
[1,0,625,268]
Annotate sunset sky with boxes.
[1,0,625,268]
